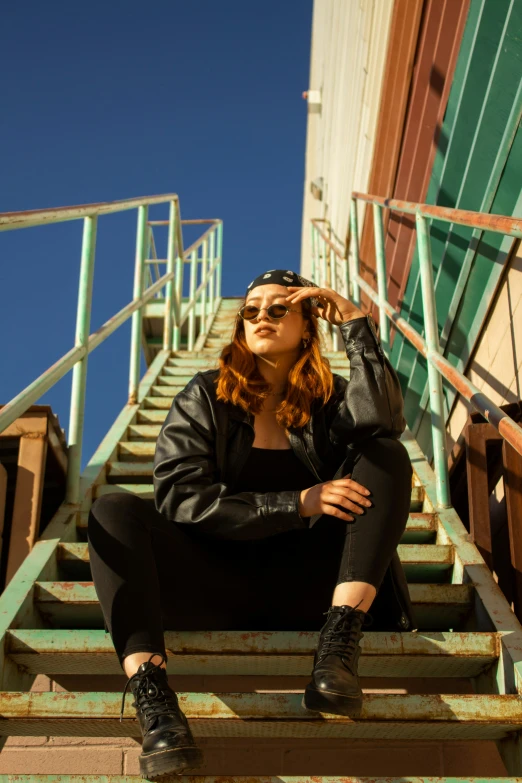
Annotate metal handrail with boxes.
[310,194,522,510]
[0,194,223,506]
[351,193,522,238]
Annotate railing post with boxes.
[145,226,153,295]
[129,205,149,403]
[327,225,333,287]
[65,215,98,505]
[372,203,390,357]
[163,200,177,351]
[342,253,350,306]
[216,221,223,299]
[310,224,317,283]
[318,235,330,342]
[349,199,361,308]
[188,249,197,351]
[172,251,183,351]
[209,229,215,315]
[200,237,208,339]
[416,213,451,508]
[319,238,327,288]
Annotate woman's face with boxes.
[242,283,310,358]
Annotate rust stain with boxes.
[352,192,522,237]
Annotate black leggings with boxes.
[87,437,412,667]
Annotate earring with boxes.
[302,337,310,348]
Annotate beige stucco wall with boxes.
[446,240,522,451]
[300,0,394,278]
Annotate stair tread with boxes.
[5,629,498,677]
[142,397,174,408]
[0,778,518,783]
[0,692,520,739]
[35,580,471,597]
[111,450,422,481]
[92,482,425,512]
[76,511,436,533]
[6,628,497,655]
[57,541,453,565]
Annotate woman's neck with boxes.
[255,352,296,394]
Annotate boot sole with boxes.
[302,684,362,717]
[139,745,204,778]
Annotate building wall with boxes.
[300,0,395,278]
[301,0,522,466]
[390,0,522,458]
[446,240,522,452]
[358,0,470,325]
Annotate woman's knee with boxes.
[88,492,147,536]
[355,437,412,480]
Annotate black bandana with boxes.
[245,269,319,306]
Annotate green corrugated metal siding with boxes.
[390,0,522,458]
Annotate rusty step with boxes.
[0,691,520,739]
[76,510,437,544]
[55,542,453,584]
[5,628,499,678]
[34,582,473,631]
[92,481,425,513]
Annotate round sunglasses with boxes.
[238,304,302,321]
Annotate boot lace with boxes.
[317,601,373,669]
[120,653,181,725]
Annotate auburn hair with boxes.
[215,297,335,430]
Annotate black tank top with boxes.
[234,447,317,493]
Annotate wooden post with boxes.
[464,421,494,571]
[5,418,48,585]
[503,439,522,618]
[0,463,7,564]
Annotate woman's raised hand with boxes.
[298,474,372,522]
[285,285,364,326]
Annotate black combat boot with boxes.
[302,602,372,716]
[120,653,204,778]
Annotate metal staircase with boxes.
[0,195,521,781]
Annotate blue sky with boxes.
[0,0,313,468]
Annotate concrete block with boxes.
[442,740,507,775]
[0,747,123,774]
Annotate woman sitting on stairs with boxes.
[87,268,414,779]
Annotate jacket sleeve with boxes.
[152,380,309,540]
[327,315,407,447]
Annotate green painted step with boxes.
[136,409,171,422]
[92,482,426,512]
[164,355,351,369]
[76,511,437,544]
[160,367,350,381]
[156,374,198,385]
[5,629,498,677]
[141,396,176,409]
[150,385,186,397]
[34,582,473,631]
[55,541,453,584]
[117,441,410,462]
[162,366,217,376]
[57,540,452,568]
[0,691,520,739]
[0,778,518,783]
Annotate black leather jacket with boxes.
[153,315,415,631]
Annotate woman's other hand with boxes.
[286,285,364,325]
[298,474,372,521]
